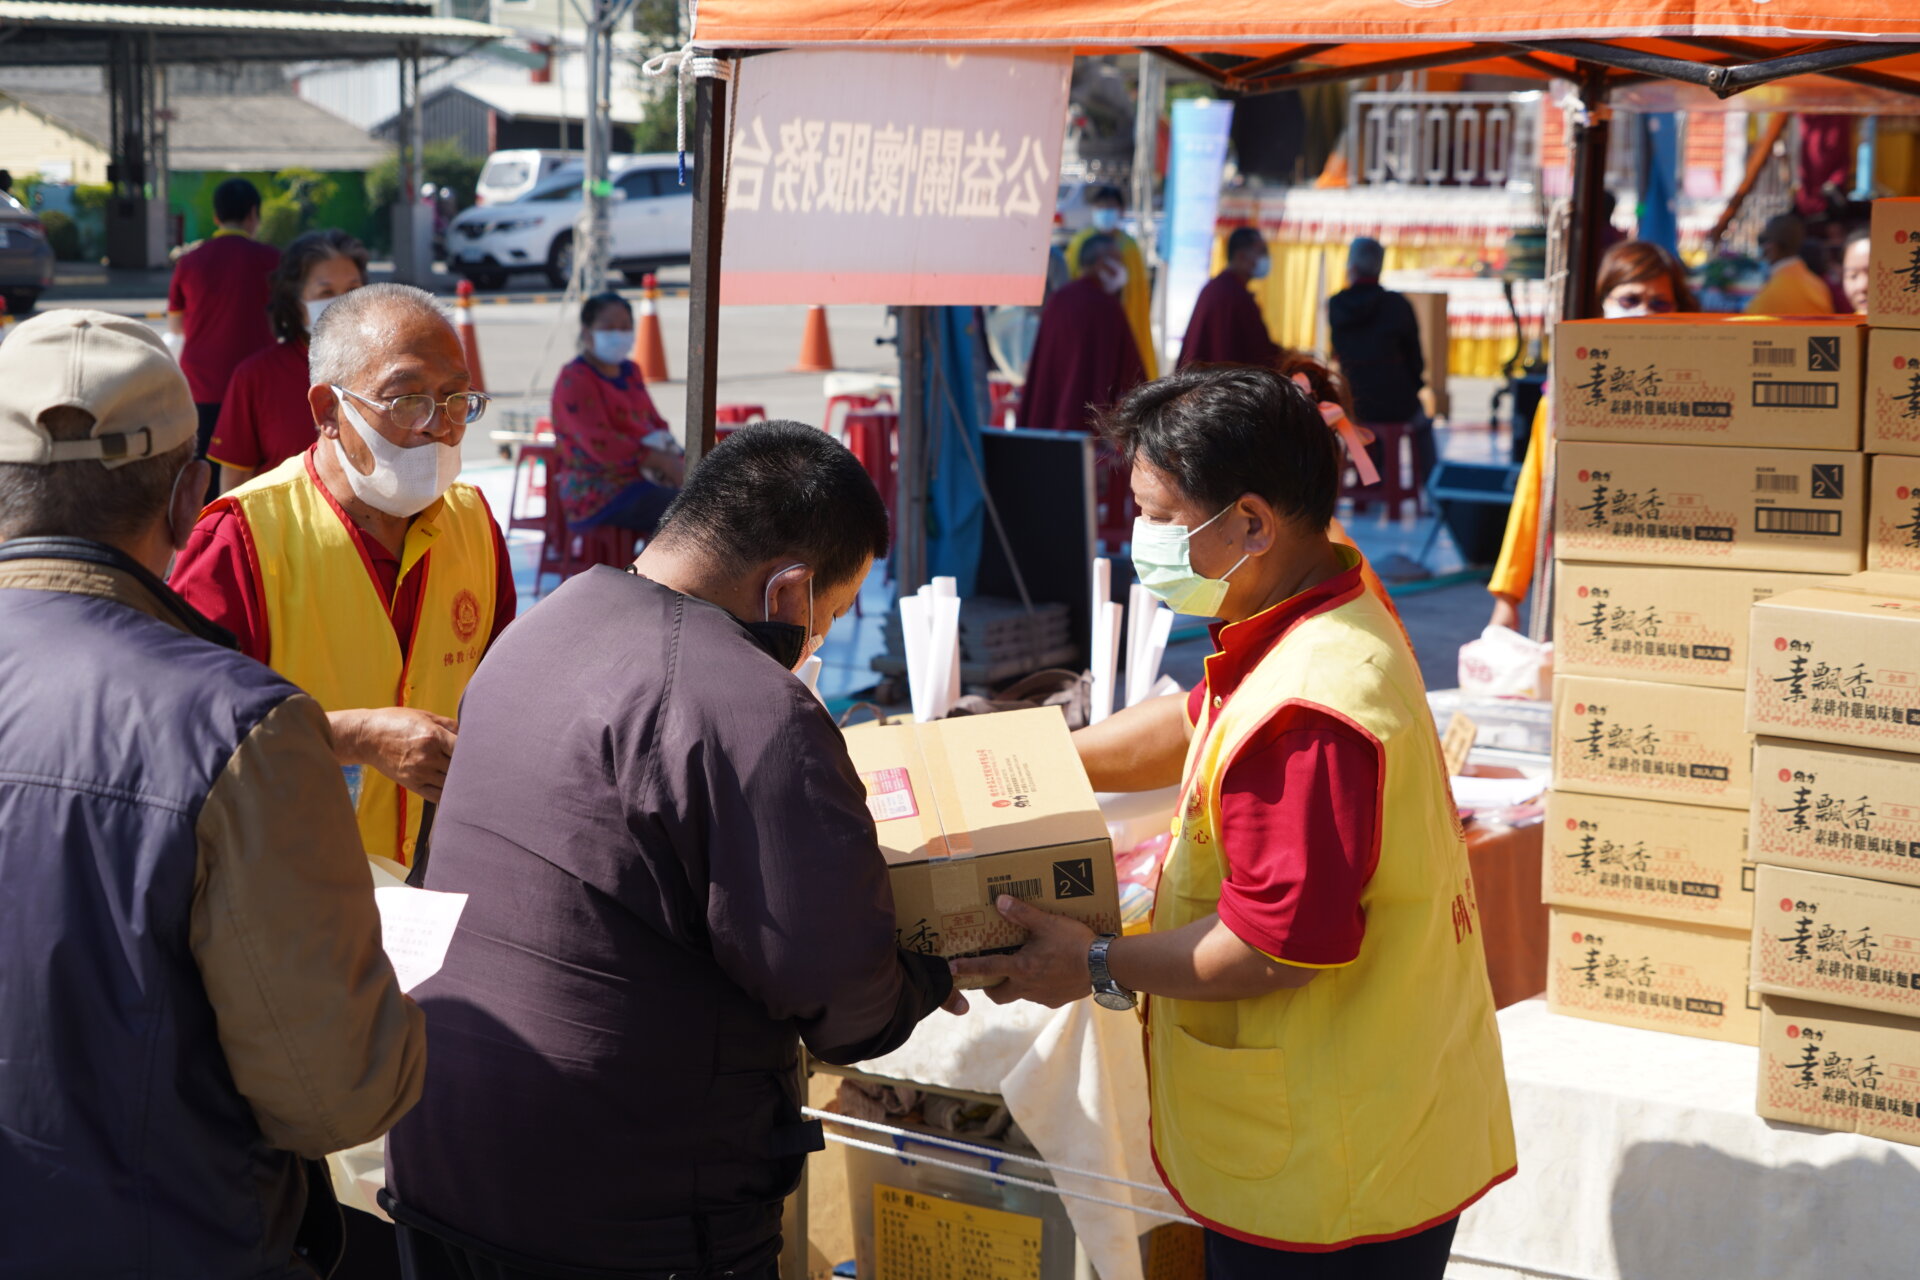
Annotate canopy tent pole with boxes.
[1563,66,1612,324]
[686,66,731,467]
[896,308,929,592]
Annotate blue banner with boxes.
[1162,98,1235,368]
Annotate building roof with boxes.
[422,79,647,127]
[2,87,393,171]
[0,3,506,66]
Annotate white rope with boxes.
[804,1107,1178,1198]
[822,1131,1196,1226]
[641,33,734,188]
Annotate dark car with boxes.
[0,189,55,316]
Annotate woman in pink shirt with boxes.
[549,292,685,533]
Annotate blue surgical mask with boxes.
[1090,208,1121,233]
[1251,255,1272,281]
[591,330,633,366]
[1130,505,1249,618]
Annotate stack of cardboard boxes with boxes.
[1542,312,1867,1044]
[1744,196,1920,1142]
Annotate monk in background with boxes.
[1178,227,1283,370]
[1018,233,1147,433]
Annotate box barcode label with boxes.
[1752,347,1796,366]
[1752,381,1839,408]
[1755,508,1844,537]
[986,875,1042,900]
[860,767,919,822]
[1754,473,1799,493]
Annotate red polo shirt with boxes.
[167,231,280,405]
[1184,558,1382,967]
[207,340,318,475]
[171,448,517,667]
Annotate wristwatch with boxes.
[1088,934,1138,1011]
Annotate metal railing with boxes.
[1346,91,1544,190]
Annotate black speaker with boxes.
[1428,461,1523,567]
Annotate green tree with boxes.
[275,166,338,229]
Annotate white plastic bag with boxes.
[1458,624,1554,700]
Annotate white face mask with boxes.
[1090,208,1121,233]
[330,393,462,518]
[590,329,632,366]
[305,297,339,331]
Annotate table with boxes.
[1453,999,1920,1280]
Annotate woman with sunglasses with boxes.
[1486,241,1697,631]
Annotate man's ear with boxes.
[309,384,340,437]
[768,564,816,624]
[169,459,211,551]
[1239,494,1280,558]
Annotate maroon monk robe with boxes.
[1178,270,1282,370]
[1017,275,1147,433]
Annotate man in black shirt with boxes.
[1328,237,1434,497]
[385,422,960,1279]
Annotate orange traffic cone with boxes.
[791,304,836,373]
[633,273,671,383]
[453,278,487,393]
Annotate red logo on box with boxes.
[1567,818,1578,830]
[1902,487,1913,500]
[1578,586,1590,598]
[1579,470,1591,483]
[1781,898,1795,912]
[1780,768,1792,782]
[1775,637,1789,651]
[1575,703,1586,715]
[1787,1024,1801,1039]
[992,799,1011,808]
[1577,347,1589,359]
[1572,931,1584,944]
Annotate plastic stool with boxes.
[824,392,894,443]
[1345,420,1420,521]
[507,440,555,535]
[715,404,767,425]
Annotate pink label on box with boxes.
[861,767,919,822]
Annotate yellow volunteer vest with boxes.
[225,454,498,865]
[1148,573,1516,1248]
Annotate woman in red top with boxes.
[549,292,684,533]
[207,229,367,493]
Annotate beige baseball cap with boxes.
[0,309,197,469]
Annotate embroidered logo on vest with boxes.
[452,588,481,642]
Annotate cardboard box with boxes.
[1863,327,1920,456]
[1869,453,1920,572]
[1746,586,1920,754]
[1548,907,1759,1044]
[1752,864,1920,1019]
[1555,317,1863,450]
[1553,675,1752,810]
[1826,568,1920,599]
[1758,996,1920,1147]
[1554,562,1841,689]
[1544,790,1753,930]
[1867,197,1920,331]
[1752,737,1920,889]
[1553,442,1866,574]
[843,707,1118,982]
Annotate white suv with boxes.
[447,154,694,290]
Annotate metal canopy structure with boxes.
[0,2,506,269]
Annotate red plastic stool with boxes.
[1095,447,1135,554]
[507,440,555,535]
[1344,420,1419,521]
[842,409,898,518]
[824,391,894,443]
[987,375,1019,428]
[716,404,767,425]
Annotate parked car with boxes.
[475,149,581,208]
[447,154,693,290]
[0,189,55,316]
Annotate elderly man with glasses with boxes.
[174,283,516,871]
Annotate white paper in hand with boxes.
[373,885,467,993]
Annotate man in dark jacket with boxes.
[0,310,426,1277]
[1327,236,1434,492]
[385,421,962,1278]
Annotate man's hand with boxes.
[948,896,1096,1008]
[941,987,970,1016]
[331,707,458,802]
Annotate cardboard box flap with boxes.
[1761,585,1920,620]
[913,708,1107,861]
[843,719,948,867]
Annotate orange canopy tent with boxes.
[670,2,1920,462]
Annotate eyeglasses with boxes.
[1607,290,1676,314]
[334,385,491,433]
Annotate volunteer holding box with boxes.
[956,365,1515,1280]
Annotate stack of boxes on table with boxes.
[1541,303,1864,1047]
[1538,196,1920,1145]
[1746,197,1920,1144]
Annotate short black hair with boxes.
[1226,227,1266,259]
[654,420,889,589]
[1091,184,1125,208]
[1103,365,1338,532]
[580,291,632,328]
[213,178,262,225]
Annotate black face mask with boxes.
[740,619,809,672]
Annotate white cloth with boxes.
[858,1000,1168,1280]
[1455,998,1920,1279]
